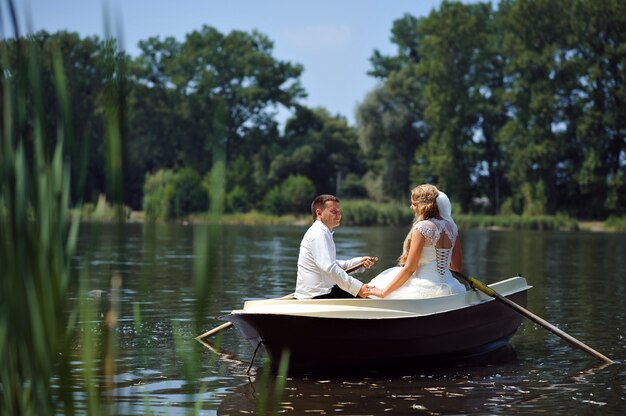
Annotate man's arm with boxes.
[338,256,377,273]
[310,232,364,296]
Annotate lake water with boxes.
[67,223,625,415]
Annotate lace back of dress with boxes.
[415,218,458,278]
[435,248,452,277]
[432,218,456,278]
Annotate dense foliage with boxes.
[2,0,625,220]
[363,0,626,218]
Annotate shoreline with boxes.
[75,209,620,233]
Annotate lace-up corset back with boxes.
[415,218,457,277]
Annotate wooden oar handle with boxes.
[345,257,378,274]
[195,322,233,340]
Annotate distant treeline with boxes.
[1,0,625,220]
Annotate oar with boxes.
[452,271,613,365]
[195,322,233,341]
[345,256,378,274]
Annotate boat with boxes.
[220,276,530,372]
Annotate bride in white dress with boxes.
[368,184,466,299]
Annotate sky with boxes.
[13,0,459,126]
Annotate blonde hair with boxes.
[398,184,440,265]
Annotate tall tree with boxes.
[412,1,496,211]
[177,26,305,165]
[359,14,426,201]
[128,26,306,208]
[0,31,128,205]
[357,69,425,201]
[566,0,626,216]
[499,0,577,215]
[270,106,364,195]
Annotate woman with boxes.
[368,184,466,299]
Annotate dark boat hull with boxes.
[226,290,527,372]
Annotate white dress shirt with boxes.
[294,220,365,299]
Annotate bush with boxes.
[226,185,252,213]
[262,175,315,215]
[143,169,176,221]
[281,175,316,214]
[340,173,368,199]
[455,213,578,230]
[606,215,626,232]
[143,168,208,221]
[341,200,412,226]
[261,186,287,214]
[170,168,208,218]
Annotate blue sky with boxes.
[14,0,464,126]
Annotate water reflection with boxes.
[218,346,520,415]
[217,348,623,415]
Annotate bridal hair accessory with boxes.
[436,191,454,223]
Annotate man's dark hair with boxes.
[311,194,339,221]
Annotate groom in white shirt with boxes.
[295,194,376,299]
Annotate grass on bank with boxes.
[71,197,626,232]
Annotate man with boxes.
[295,194,377,299]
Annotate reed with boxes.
[0,3,284,414]
[0,15,79,414]
[0,3,136,413]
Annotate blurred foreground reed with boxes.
[0,1,286,414]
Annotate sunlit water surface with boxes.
[64,223,625,415]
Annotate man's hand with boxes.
[357,284,373,298]
[358,284,383,298]
[361,256,378,269]
[345,256,378,274]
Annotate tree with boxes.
[271,106,364,195]
[174,26,305,164]
[0,31,122,205]
[411,1,497,211]
[566,0,626,216]
[356,71,424,201]
[129,26,306,210]
[499,0,578,215]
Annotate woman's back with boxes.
[414,218,458,275]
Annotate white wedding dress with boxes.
[369,217,466,299]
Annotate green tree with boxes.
[128,36,186,202]
[360,14,425,201]
[566,0,626,216]
[261,174,315,215]
[281,175,316,213]
[174,26,304,163]
[170,167,208,218]
[498,0,577,215]
[271,106,364,195]
[411,1,497,211]
[356,72,424,201]
[368,13,422,79]
[0,31,122,205]
[129,26,306,210]
[142,169,176,221]
[142,168,208,220]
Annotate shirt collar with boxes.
[314,219,334,234]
